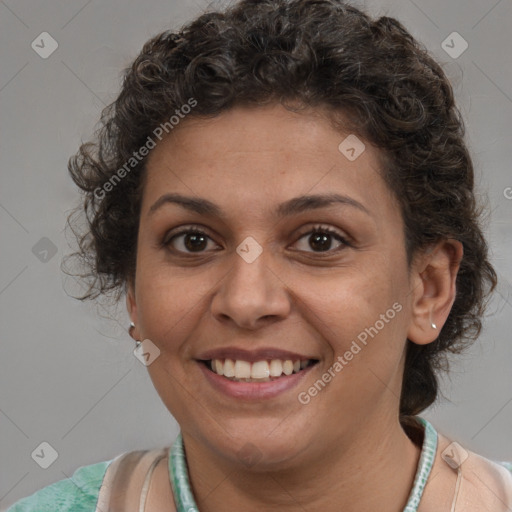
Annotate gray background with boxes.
[1,0,511,508]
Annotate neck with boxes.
[182,415,422,512]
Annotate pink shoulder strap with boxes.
[95,447,169,512]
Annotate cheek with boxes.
[292,263,401,330]
[134,261,213,351]
[294,263,409,382]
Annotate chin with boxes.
[205,422,312,471]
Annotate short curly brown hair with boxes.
[66,0,497,419]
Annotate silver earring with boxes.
[129,322,141,348]
[429,311,437,330]
[129,321,136,337]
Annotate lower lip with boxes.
[197,361,318,401]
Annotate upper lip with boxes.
[195,347,319,363]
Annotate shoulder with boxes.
[432,431,512,509]
[470,455,512,488]
[462,454,512,507]
[5,457,115,512]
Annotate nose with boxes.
[210,247,291,330]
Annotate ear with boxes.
[407,238,463,345]
[126,280,140,341]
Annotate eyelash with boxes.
[162,224,351,256]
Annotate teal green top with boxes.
[5,459,112,511]
[6,418,512,511]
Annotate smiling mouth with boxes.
[199,358,319,382]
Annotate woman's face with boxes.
[128,103,423,468]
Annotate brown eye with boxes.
[293,226,349,253]
[164,228,218,253]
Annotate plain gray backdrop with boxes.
[1,0,511,508]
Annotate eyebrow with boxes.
[148,192,371,219]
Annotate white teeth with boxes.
[234,360,251,379]
[209,358,314,380]
[269,359,283,377]
[282,360,294,376]
[251,360,270,379]
[213,359,223,375]
[223,358,235,378]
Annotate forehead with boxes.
[148,104,361,166]
[142,104,398,224]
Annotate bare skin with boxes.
[128,103,463,511]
